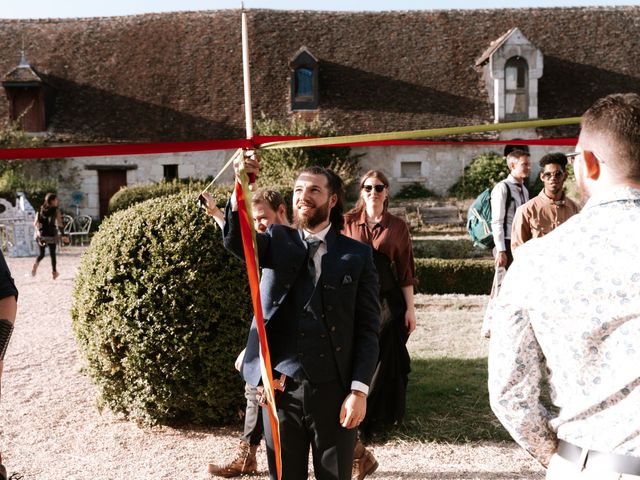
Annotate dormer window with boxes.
[505,57,529,120]
[1,53,50,132]
[475,28,543,123]
[290,48,318,111]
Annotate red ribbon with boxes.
[0,136,578,160]
[235,178,282,479]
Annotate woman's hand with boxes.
[405,307,417,336]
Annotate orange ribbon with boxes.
[235,174,282,479]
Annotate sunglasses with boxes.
[362,184,386,193]
[566,151,605,165]
[541,171,565,180]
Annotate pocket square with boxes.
[342,275,353,285]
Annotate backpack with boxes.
[466,182,512,249]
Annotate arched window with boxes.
[504,57,528,120]
[290,48,318,110]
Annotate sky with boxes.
[1,0,638,19]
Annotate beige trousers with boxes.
[546,454,640,480]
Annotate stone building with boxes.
[1,7,639,218]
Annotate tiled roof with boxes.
[3,63,43,84]
[0,7,639,143]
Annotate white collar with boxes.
[506,174,524,186]
[301,223,332,243]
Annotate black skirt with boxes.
[359,249,411,440]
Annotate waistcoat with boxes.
[269,254,339,383]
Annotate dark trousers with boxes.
[241,383,264,445]
[505,239,514,270]
[262,377,356,480]
[36,242,57,272]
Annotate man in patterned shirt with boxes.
[489,93,640,479]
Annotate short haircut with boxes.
[581,93,640,182]
[506,149,530,167]
[504,144,530,157]
[296,166,345,231]
[539,153,568,170]
[251,189,285,212]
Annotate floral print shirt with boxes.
[488,186,640,466]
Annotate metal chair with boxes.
[69,215,92,246]
[59,214,75,250]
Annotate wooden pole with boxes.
[241,9,253,141]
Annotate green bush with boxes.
[254,115,362,191]
[415,258,494,294]
[0,120,42,151]
[449,152,510,199]
[412,239,490,259]
[0,169,58,209]
[108,179,225,214]
[393,183,436,199]
[72,192,253,425]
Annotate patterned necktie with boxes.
[306,238,322,283]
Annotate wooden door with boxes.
[98,170,128,219]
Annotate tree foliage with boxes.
[0,120,58,207]
[254,115,362,191]
[449,152,510,199]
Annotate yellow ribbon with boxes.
[259,117,582,150]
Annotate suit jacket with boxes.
[223,205,380,390]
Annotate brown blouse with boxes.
[343,209,416,287]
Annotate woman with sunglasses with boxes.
[343,170,417,474]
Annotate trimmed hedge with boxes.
[415,258,494,295]
[412,238,491,260]
[108,180,227,214]
[393,183,437,199]
[72,192,253,425]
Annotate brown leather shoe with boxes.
[352,439,378,480]
[208,441,258,477]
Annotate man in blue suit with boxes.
[223,155,380,480]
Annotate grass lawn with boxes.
[390,294,512,443]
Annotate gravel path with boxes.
[0,248,545,479]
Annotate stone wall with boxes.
[354,143,562,197]
[50,141,568,219]
[55,149,236,218]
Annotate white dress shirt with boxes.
[300,224,369,395]
[490,174,529,252]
